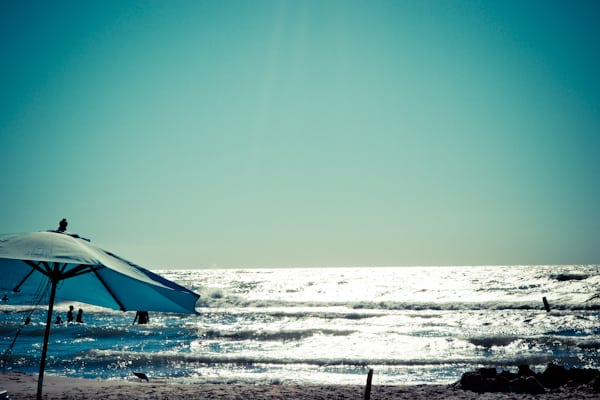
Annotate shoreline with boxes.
[1,372,599,400]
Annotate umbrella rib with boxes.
[14,261,45,292]
[92,268,126,311]
[60,264,103,280]
[58,262,68,274]
[24,260,46,274]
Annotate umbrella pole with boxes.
[37,279,57,400]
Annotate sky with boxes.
[1,1,599,268]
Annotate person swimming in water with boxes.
[67,305,74,323]
[76,308,84,323]
[133,311,149,324]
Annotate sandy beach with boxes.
[1,372,598,400]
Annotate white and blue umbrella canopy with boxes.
[0,230,200,399]
[0,231,199,314]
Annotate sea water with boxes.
[1,265,599,385]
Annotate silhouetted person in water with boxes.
[133,311,149,324]
[58,218,68,232]
[76,308,84,323]
[55,316,63,325]
[67,305,74,323]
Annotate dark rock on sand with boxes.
[510,376,546,394]
[517,364,536,377]
[459,364,600,394]
[538,363,567,388]
[593,376,600,392]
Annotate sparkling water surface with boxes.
[1,266,599,385]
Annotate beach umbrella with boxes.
[0,230,200,400]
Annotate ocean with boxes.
[1,265,599,386]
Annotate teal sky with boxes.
[1,1,599,268]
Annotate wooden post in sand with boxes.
[542,296,550,312]
[364,369,373,400]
